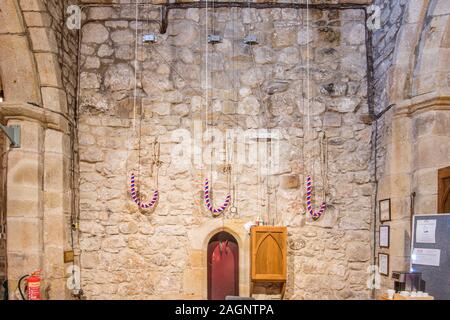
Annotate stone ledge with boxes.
[394,90,450,118]
[0,102,72,134]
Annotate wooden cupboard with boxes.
[250,226,287,298]
[438,166,450,213]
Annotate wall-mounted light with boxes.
[244,35,258,45]
[208,34,222,44]
[143,34,158,43]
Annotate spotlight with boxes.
[208,34,222,44]
[244,35,258,45]
[143,34,157,43]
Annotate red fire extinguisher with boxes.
[18,270,42,300]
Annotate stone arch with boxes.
[409,0,450,97]
[187,220,250,299]
[0,0,41,104]
[389,0,450,103]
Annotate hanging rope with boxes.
[130,174,159,209]
[129,139,161,209]
[127,2,160,211]
[202,0,232,217]
[303,0,327,221]
[305,176,326,221]
[245,3,274,225]
[204,179,231,216]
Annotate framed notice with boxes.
[379,225,390,248]
[379,199,391,222]
[378,253,389,276]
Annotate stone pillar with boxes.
[6,119,45,296]
[385,114,413,274]
[412,110,450,214]
[43,129,70,299]
[4,115,71,299]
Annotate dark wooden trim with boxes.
[438,167,450,213]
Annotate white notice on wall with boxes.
[416,219,436,243]
[412,248,441,267]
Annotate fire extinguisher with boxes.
[18,270,42,300]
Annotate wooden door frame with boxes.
[438,166,450,213]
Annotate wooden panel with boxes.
[251,226,287,282]
[438,167,450,213]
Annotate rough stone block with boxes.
[7,152,41,188]
[1,0,26,33]
[183,269,203,296]
[41,87,68,114]
[6,185,40,217]
[35,52,63,87]
[280,175,299,189]
[29,27,58,53]
[82,23,109,44]
[23,11,51,27]
[0,35,41,102]
[7,218,42,252]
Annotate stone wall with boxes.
[78,4,373,299]
[371,0,407,114]
[0,0,79,299]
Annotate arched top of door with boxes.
[208,231,238,245]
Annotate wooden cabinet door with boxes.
[251,226,287,282]
[438,167,450,213]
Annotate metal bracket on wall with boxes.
[0,124,21,148]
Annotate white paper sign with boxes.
[416,219,436,243]
[380,226,389,247]
[379,254,389,275]
[412,248,441,266]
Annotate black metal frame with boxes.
[379,198,391,223]
[379,225,390,248]
[378,252,389,276]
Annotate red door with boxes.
[207,232,239,300]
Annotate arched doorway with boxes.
[207,231,239,300]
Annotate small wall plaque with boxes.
[64,250,75,263]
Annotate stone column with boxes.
[386,114,413,274]
[43,129,70,299]
[6,119,45,296]
[412,110,450,214]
